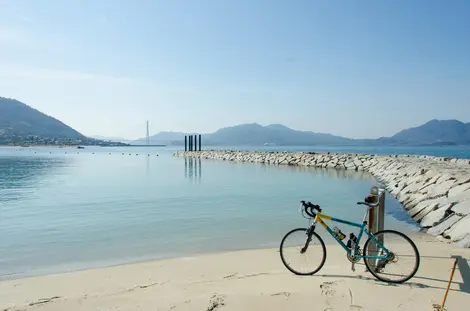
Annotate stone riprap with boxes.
[174,150,470,248]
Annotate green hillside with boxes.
[0,97,127,146]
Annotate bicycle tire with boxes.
[279,228,327,276]
[363,229,420,284]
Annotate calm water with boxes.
[2,145,460,280]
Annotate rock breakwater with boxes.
[174,150,470,247]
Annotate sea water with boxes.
[1,145,459,280]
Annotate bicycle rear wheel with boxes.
[363,230,420,284]
[279,228,326,276]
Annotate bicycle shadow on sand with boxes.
[317,254,470,294]
[316,273,441,290]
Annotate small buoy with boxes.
[93,152,95,154]
[148,154,150,156]
[122,153,124,155]
[77,152,79,154]
[136,154,138,156]
[109,153,111,155]
[129,153,131,155]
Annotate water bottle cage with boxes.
[347,233,358,249]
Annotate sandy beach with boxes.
[1,233,468,311]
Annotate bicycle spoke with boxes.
[280,228,326,275]
[363,230,420,283]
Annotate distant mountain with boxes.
[0,97,128,146]
[206,123,355,146]
[4,95,467,147]
[136,119,470,147]
[390,119,470,145]
[0,97,85,139]
[134,123,356,146]
[132,131,191,145]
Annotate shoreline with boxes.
[2,228,425,283]
[1,232,468,311]
[0,145,80,149]
[175,150,470,248]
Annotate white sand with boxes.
[1,233,469,311]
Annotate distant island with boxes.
[2,96,469,147]
[134,120,470,147]
[0,97,129,147]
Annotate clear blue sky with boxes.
[0,0,469,139]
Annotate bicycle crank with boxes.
[346,247,361,263]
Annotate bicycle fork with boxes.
[300,225,316,253]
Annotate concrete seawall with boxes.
[174,150,470,248]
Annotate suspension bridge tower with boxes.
[146,121,150,145]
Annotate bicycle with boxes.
[279,198,420,284]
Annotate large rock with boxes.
[417,174,442,191]
[398,192,413,204]
[413,202,442,222]
[420,204,452,228]
[404,193,429,209]
[437,189,470,208]
[443,215,470,246]
[400,180,427,195]
[427,214,462,236]
[448,182,470,198]
[424,179,457,199]
[407,198,440,216]
[452,201,470,215]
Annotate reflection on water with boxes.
[224,161,374,181]
[0,156,71,203]
[256,163,374,181]
[184,157,202,183]
[146,154,150,177]
[0,149,419,280]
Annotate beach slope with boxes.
[1,233,469,311]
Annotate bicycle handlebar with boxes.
[300,199,377,219]
[300,200,322,218]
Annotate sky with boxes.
[0,0,469,140]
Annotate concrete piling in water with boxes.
[184,134,202,152]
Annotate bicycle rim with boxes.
[363,230,420,284]
[279,228,326,276]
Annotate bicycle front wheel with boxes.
[279,228,326,276]
[363,230,420,284]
